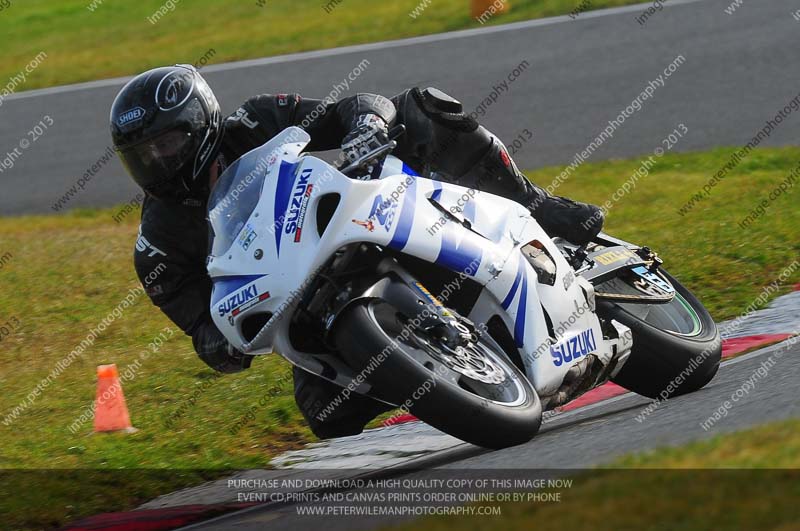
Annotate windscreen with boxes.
[207,146,272,257]
[206,128,311,258]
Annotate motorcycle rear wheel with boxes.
[598,269,721,399]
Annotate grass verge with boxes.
[4,0,642,90]
[529,145,800,321]
[0,145,797,529]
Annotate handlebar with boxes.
[337,124,406,177]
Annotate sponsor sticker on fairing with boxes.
[237,223,258,251]
[218,285,257,317]
[217,285,271,320]
[368,194,398,232]
[229,291,271,325]
[284,168,313,243]
[351,218,375,231]
[550,329,597,367]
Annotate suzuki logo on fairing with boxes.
[284,168,313,241]
[368,194,397,232]
[218,285,257,317]
[550,329,597,367]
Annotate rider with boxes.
[110,65,603,439]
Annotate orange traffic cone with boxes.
[471,0,509,19]
[93,364,137,433]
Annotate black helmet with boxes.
[110,65,222,200]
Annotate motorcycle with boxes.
[206,126,721,449]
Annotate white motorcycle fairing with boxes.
[207,127,632,400]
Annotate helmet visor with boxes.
[118,128,199,198]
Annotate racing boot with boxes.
[461,136,604,246]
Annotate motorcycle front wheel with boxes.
[332,300,542,449]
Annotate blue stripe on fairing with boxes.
[273,161,299,257]
[501,261,523,310]
[431,180,442,202]
[388,177,417,251]
[401,162,419,177]
[432,182,483,274]
[211,275,265,305]
[514,259,529,347]
[463,191,476,223]
[435,223,483,275]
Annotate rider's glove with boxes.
[196,327,253,374]
[203,344,252,374]
[341,114,390,178]
[215,344,253,374]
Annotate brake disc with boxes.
[433,341,508,385]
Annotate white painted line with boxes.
[4,0,708,102]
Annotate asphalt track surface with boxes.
[181,339,800,530]
[3,0,800,215]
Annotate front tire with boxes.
[599,270,721,399]
[332,300,542,449]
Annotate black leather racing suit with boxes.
[134,87,569,439]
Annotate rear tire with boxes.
[332,300,542,449]
[600,270,721,399]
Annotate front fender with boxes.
[328,258,448,340]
